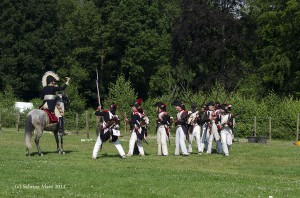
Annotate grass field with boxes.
[0,128,300,198]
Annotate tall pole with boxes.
[86,111,90,139]
[254,116,257,137]
[0,112,2,131]
[296,113,299,142]
[76,113,79,135]
[269,117,272,142]
[16,111,20,132]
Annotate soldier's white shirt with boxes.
[176,110,185,121]
[220,114,229,126]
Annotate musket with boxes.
[135,115,149,144]
[121,112,128,121]
[143,138,149,144]
[167,128,170,146]
[162,116,171,146]
[123,112,148,144]
[167,116,172,146]
[96,68,101,108]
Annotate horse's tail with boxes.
[25,114,34,149]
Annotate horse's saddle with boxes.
[42,109,58,123]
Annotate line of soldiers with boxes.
[91,98,235,159]
[38,71,234,158]
[172,100,235,157]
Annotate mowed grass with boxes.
[0,128,300,198]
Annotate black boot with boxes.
[58,117,67,136]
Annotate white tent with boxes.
[14,102,34,113]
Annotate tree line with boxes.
[1,0,300,112]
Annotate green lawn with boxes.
[0,128,300,198]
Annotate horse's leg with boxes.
[25,114,34,156]
[25,136,31,156]
[60,135,65,154]
[34,130,43,156]
[54,131,60,153]
[26,147,30,157]
[55,131,65,154]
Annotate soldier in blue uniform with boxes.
[126,102,145,156]
[173,100,189,156]
[155,102,171,156]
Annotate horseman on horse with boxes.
[40,71,70,136]
[25,71,71,156]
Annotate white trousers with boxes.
[175,126,188,155]
[188,125,201,153]
[207,124,222,154]
[199,125,208,153]
[157,126,168,156]
[128,132,144,156]
[221,127,233,155]
[92,135,125,158]
[42,102,61,118]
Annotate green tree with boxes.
[94,0,180,99]
[55,0,103,107]
[0,85,17,112]
[251,0,300,96]
[0,0,59,100]
[104,75,137,116]
[172,0,253,92]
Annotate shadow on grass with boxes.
[28,150,75,156]
[95,152,151,159]
[99,153,122,158]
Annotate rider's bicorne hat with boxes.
[42,71,60,87]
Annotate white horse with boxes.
[25,109,65,156]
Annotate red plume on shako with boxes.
[137,98,143,105]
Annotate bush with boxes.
[0,85,18,128]
[1,81,299,140]
[103,75,137,117]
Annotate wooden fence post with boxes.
[124,112,127,134]
[296,113,299,142]
[254,116,257,137]
[86,111,89,139]
[76,113,79,135]
[16,111,20,132]
[0,112,2,131]
[269,117,272,142]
